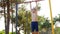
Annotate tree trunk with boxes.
[11,0,13,34]
[3,0,7,34]
[5,0,10,34]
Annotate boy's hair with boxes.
[31,7,37,11]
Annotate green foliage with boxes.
[9,32,16,34]
[11,5,31,26]
[41,20,51,28]
[0,30,5,34]
[53,14,60,24]
[38,16,46,30]
[0,30,16,34]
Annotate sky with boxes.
[24,0,60,18]
[0,0,60,32]
[38,0,60,18]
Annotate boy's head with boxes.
[31,8,37,13]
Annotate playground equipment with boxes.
[0,0,55,34]
[49,0,54,34]
[15,0,42,34]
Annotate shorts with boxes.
[31,21,38,32]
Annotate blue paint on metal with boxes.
[16,3,18,34]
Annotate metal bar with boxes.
[30,2,32,11]
[0,0,41,4]
[15,0,18,34]
[17,0,40,4]
[48,0,54,34]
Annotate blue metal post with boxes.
[16,2,18,34]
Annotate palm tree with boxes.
[0,0,8,34]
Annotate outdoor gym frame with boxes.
[15,0,54,34]
[15,0,42,34]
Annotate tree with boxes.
[10,4,31,34]
[38,16,45,30]
[0,0,25,34]
[53,14,60,24]
[42,19,51,28]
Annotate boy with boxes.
[31,8,39,34]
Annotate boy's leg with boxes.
[31,21,39,34]
[31,22,35,34]
[35,22,39,34]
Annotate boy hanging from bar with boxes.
[31,7,39,34]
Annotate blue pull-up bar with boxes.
[16,2,18,34]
